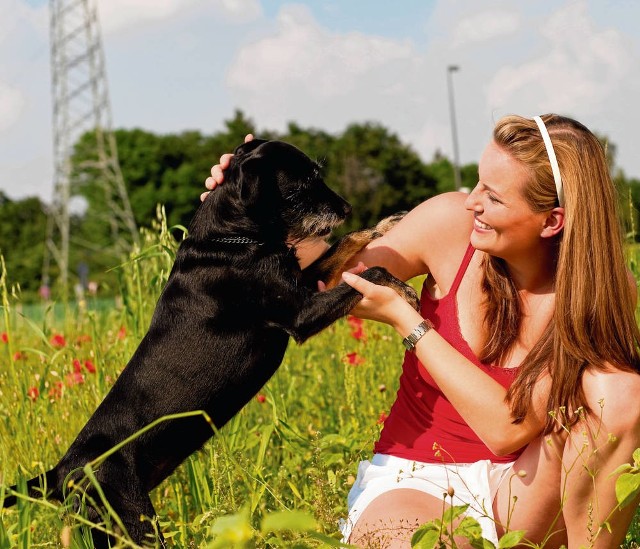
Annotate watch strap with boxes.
[402,319,433,352]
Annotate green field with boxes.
[1,221,639,548]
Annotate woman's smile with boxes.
[473,215,493,231]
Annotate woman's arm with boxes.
[202,142,473,283]
[339,192,475,282]
[341,271,548,455]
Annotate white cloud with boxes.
[219,0,262,22]
[452,10,520,47]
[99,0,261,34]
[1,0,639,202]
[227,4,416,128]
[0,81,25,132]
[0,0,45,45]
[485,1,633,115]
[99,0,199,34]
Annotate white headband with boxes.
[533,116,564,207]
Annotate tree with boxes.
[0,196,49,297]
[2,110,501,298]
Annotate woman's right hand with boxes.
[200,134,254,202]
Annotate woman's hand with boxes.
[341,270,422,330]
[200,134,254,202]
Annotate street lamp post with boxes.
[447,65,462,191]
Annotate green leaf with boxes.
[454,515,483,540]
[261,510,318,533]
[498,530,526,548]
[610,463,633,477]
[208,510,254,544]
[411,526,442,549]
[633,447,640,467]
[470,538,496,549]
[305,530,349,547]
[443,504,469,523]
[615,472,640,508]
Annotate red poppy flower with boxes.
[377,411,388,424]
[117,326,126,340]
[65,372,85,386]
[256,394,266,403]
[84,360,96,374]
[27,386,39,401]
[1,332,8,344]
[13,352,23,361]
[49,381,64,399]
[343,352,365,366]
[347,316,366,341]
[50,334,66,348]
[72,359,83,373]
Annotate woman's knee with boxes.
[581,367,640,437]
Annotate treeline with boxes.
[1,110,638,301]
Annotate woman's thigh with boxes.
[493,431,568,548]
[349,488,459,549]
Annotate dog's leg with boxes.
[282,266,419,343]
[115,493,164,549]
[87,486,163,549]
[302,212,406,288]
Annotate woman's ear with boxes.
[541,207,565,238]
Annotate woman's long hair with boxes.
[482,114,640,433]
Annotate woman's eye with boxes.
[488,193,501,204]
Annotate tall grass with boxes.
[0,210,639,547]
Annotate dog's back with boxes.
[4,140,417,547]
[50,141,332,492]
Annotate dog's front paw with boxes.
[396,283,420,311]
[361,267,420,311]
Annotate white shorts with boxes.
[339,454,515,546]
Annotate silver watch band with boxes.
[402,320,433,351]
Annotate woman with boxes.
[204,115,640,548]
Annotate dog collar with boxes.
[210,236,263,246]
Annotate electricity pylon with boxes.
[43,0,138,301]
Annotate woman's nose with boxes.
[464,185,482,212]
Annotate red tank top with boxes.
[374,244,524,463]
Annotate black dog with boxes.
[3,139,418,547]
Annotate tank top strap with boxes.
[448,243,476,296]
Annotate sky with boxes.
[1,0,640,203]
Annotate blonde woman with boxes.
[205,115,640,547]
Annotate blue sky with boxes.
[1,0,640,201]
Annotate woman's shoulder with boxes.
[402,192,473,235]
[370,192,474,280]
[410,191,475,261]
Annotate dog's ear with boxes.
[231,140,278,205]
[233,139,267,157]
[236,156,266,205]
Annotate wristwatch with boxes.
[402,319,433,352]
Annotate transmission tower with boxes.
[43,0,139,300]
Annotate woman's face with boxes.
[465,140,549,261]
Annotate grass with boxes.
[1,215,639,547]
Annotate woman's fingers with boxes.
[342,271,374,293]
[202,138,252,201]
[346,261,367,275]
[218,153,234,171]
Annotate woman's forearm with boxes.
[393,308,545,455]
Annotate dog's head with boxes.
[193,140,351,244]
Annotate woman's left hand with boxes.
[341,270,420,329]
